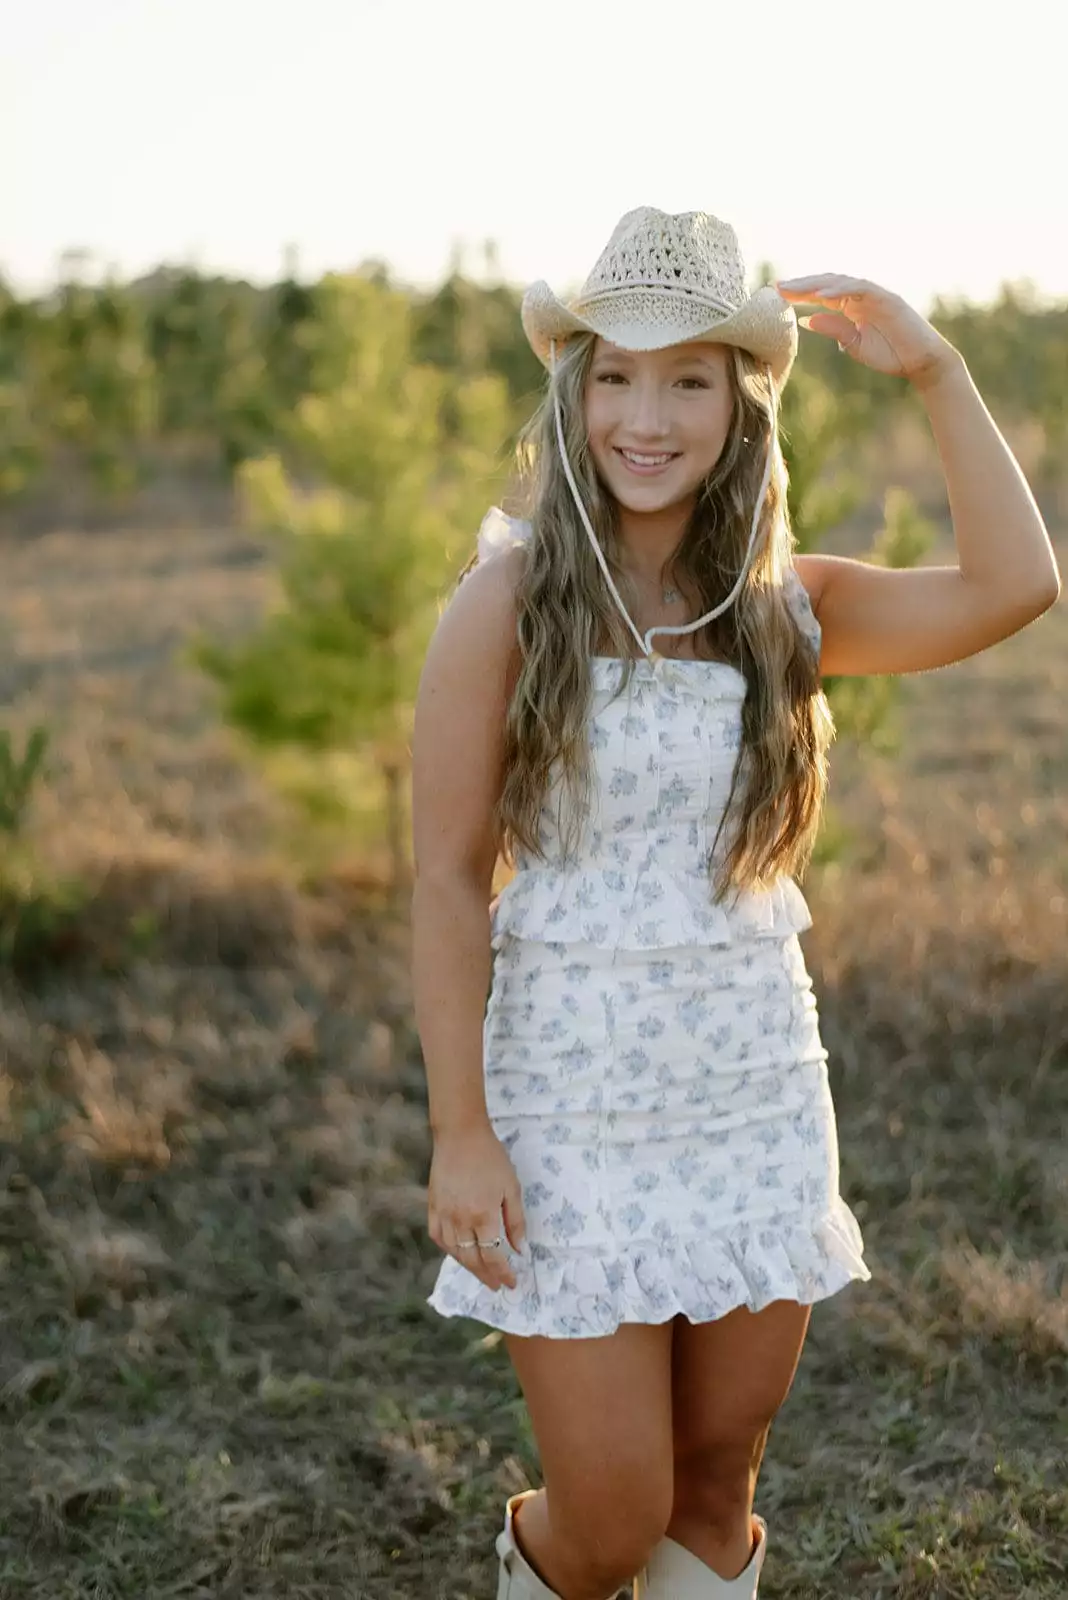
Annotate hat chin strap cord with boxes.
[549,337,777,664]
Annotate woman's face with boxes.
[584,337,735,518]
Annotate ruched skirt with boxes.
[427,930,871,1340]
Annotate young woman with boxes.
[410,207,1059,1600]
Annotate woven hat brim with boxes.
[521,282,798,391]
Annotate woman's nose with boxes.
[626,382,671,438]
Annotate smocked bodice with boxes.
[492,654,815,951]
[478,508,822,953]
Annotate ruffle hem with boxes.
[427,1201,871,1339]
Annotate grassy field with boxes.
[0,475,1066,1597]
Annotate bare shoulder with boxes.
[421,542,526,695]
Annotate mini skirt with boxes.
[427,931,871,1340]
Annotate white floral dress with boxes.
[427,509,871,1339]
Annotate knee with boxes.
[552,1480,674,1596]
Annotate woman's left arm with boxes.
[777,274,1061,678]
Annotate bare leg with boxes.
[667,1300,812,1578]
[503,1320,676,1599]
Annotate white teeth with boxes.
[621,450,674,465]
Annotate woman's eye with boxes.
[595,373,707,389]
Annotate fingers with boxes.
[502,1187,527,1259]
[798,311,862,345]
[778,273,874,301]
[440,1210,518,1293]
[476,1235,518,1292]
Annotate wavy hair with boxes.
[457,331,835,907]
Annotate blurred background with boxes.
[1,3,1066,1596]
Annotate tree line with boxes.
[1,255,1065,511]
[1,251,1064,916]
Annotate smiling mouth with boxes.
[615,448,681,468]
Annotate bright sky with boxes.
[5,0,1067,315]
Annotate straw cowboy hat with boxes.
[512,207,798,665]
[521,205,799,391]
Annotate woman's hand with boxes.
[428,1122,527,1293]
[776,274,961,392]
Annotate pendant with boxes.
[662,585,682,604]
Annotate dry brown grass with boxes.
[0,460,1066,1596]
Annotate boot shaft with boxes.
[633,1516,768,1599]
[496,1492,768,1599]
[496,1491,565,1600]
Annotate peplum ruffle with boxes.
[491,866,813,952]
[427,1200,870,1340]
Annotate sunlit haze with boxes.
[6,0,1067,314]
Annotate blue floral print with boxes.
[426,510,870,1339]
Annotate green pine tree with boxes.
[190,271,512,900]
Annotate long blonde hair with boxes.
[459,331,835,906]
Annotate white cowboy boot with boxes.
[496,1490,565,1599]
[632,1516,768,1599]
